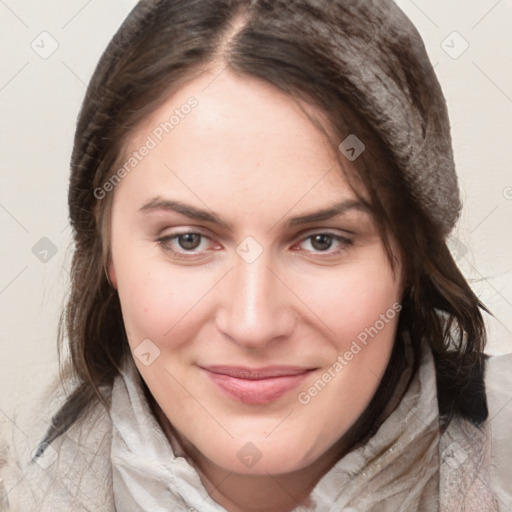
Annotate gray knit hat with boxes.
[328,0,462,233]
[70,0,461,235]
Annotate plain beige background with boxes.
[1,0,511,422]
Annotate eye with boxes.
[156,231,217,259]
[295,232,353,255]
[156,229,354,261]
[173,232,203,251]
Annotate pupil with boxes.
[179,233,201,250]
[311,234,332,251]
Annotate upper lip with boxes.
[200,365,315,380]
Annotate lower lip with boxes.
[203,369,313,404]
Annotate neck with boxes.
[165,419,351,512]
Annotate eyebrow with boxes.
[139,196,370,230]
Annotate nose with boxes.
[215,249,296,350]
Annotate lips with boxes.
[200,365,315,404]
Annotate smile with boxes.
[200,366,315,404]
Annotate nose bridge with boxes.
[235,252,272,319]
[217,248,293,347]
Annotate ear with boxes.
[108,259,118,289]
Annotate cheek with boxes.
[302,253,401,348]
[114,254,214,350]
[294,261,401,450]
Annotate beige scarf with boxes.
[109,340,498,511]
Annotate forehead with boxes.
[115,69,360,214]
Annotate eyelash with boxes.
[156,230,354,260]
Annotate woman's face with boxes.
[108,69,403,475]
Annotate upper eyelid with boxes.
[294,227,355,239]
[158,226,354,240]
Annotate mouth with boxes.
[200,365,316,404]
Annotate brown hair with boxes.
[43,0,489,449]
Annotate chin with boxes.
[199,435,324,476]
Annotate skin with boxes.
[108,67,404,512]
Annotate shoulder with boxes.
[485,351,512,510]
[0,375,114,511]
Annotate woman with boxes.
[1,0,510,510]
